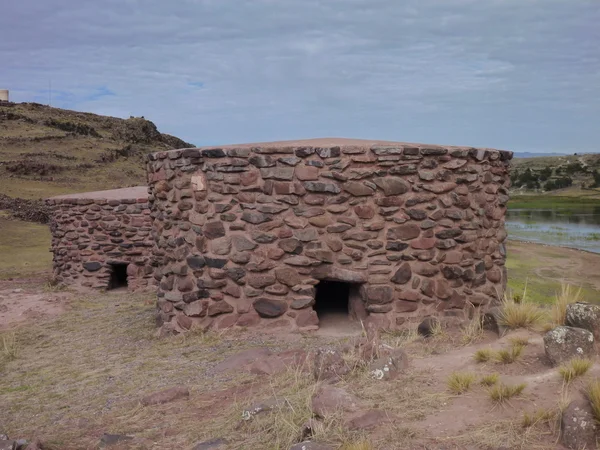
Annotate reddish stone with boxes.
[296,165,319,181]
[395,300,419,312]
[354,204,375,219]
[387,224,420,241]
[410,237,436,250]
[296,309,319,327]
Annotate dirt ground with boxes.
[1,242,600,449]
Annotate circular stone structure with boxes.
[46,186,155,290]
[147,138,513,333]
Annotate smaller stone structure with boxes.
[46,186,154,290]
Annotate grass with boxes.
[460,317,484,346]
[0,216,52,279]
[488,383,527,404]
[586,379,600,423]
[494,344,525,364]
[474,348,493,363]
[447,372,476,395]
[521,408,559,428]
[505,241,600,305]
[498,295,546,330]
[550,283,583,326]
[558,358,593,383]
[1,332,18,360]
[480,373,500,387]
[508,336,530,347]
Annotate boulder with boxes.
[346,409,390,430]
[544,326,595,366]
[482,307,508,336]
[311,385,361,418]
[242,397,287,421]
[99,434,134,447]
[193,438,228,450]
[561,399,599,450]
[566,302,600,340]
[140,386,189,406]
[253,298,288,318]
[0,440,15,450]
[312,348,350,381]
[417,316,439,337]
[368,349,409,380]
[23,440,44,450]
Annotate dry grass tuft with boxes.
[480,373,500,387]
[551,283,583,326]
[1,332,18,361]
[461,317,484,346]
[339,440,375,450]
[585,379,600,423]
[474,348,493,363]
[494,343,525,364]
[508,336,530,347]
[499,296,546,330]
[447,372,476,395]
[489,382,527,404]
[559,358,593,383]
[521,408,558,428]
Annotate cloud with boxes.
[1,0,599,152]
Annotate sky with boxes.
[1,0,599,153]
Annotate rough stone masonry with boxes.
[147,138,513,334]
[46,186,155,290]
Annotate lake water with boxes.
[506,205,600,254]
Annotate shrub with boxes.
[447,372,476,394]
[586,379,600,423]
[480,373,500,387]
[559,358,593,383]
[498,297,546,330]
[551,283,582,326]
[489,383,527,403]
[494,343,525,364]
[474,348,493,363]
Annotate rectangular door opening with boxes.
[108,263,128,290]
[314,281,364,333]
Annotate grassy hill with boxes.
[511,153,600,199]
[0,102,193,200]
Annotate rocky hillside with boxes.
[0,102,193,201]
[511,153,600,195]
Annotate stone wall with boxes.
[46,187,155,290]
[147,138,513,334]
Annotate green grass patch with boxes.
[0,217,52,279]
[508,195,600,210]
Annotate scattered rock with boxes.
[193,438,228,450]
[565,302,600,340]
[417,316,439,337]
[23,440,44,450]
[99,433,134,447]
[289,442,334,450]
[482,307,508,336]
[140,386,190,406]
[346,409,389,430]
[242,397,288,421]
[0,440,15,450]
[312,348,350,381]
[561,399,598,450]
[368,349,409,380]
[213,348,272,373]
[311,385,361,418]
[544,326,595,366]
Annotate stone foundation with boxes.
[46,187,155,290]
[146,138,513,333]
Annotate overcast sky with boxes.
[1,0,599,152]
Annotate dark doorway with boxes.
[108,263,128,290]
[314,280,364,334]
[314,280,350,317]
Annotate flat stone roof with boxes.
[48,186,148,201]
[157,137,509,155]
